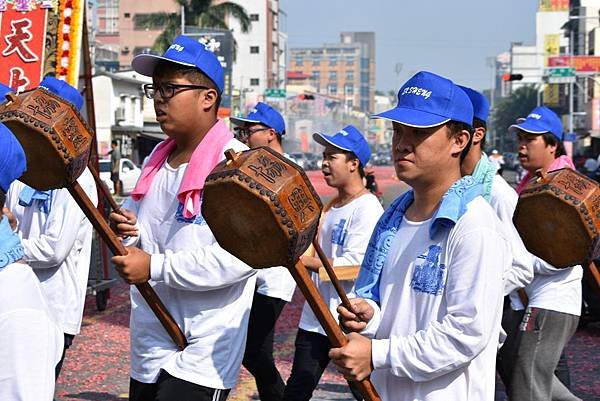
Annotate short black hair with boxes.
[153,60,222,111]
[541,132,566,157]
[473,118,487,147]
[447,121,474,162]
[111,140,118,146]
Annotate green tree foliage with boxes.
[492,85,539,138]
[134,0,250,54]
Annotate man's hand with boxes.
[112,246,151,284]
[337,297,374,333]
[300,255,322,272]
[2,207,17,231]
[329,332,373,381]
[109,208,139,238]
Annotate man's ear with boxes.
[472,127,485,146]
[201,88,219,111]
[451,128,471,156]
[348,157,359,173]
[267,128,277,143]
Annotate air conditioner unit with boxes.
[115,107,126,122]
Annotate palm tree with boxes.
[134,0,251,54]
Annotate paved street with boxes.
[55,167,600,401]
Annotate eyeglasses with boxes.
[234,127,270,141]
[142,83,210,100]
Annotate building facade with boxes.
[289,31,376,113]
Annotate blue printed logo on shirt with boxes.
[331,219,348,246]
[410,245,446,295]
[175,202,206,225]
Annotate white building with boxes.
[92,70,151,161]
[228,0,287,114]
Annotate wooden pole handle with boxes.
[312,240,357,315]
[87,163,122,214]
[67,182,187,350]
[289,260,381,401]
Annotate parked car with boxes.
[303,153,320,170]
[290,152,308,169]
[98,158,141,196]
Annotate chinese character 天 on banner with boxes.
[0,0,84,91]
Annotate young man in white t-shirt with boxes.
[4,77,97,379]
[230,102,296,401]
[457,85,534,388]
[0,118,63,401]
[282,125,384,401]
[331,71,511,401]
[508,107,582,401]
[109,36,255,401]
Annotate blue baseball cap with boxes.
[313,125,371,166]
[373,71,473,128]
[230,102,285,136]
[132,35,224,93]
[458,85,489,123]
[39,76,84,110]
[0,123,26,193]
[509,106,563,141]
[0,82,12,103]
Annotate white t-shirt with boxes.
[488,174,533,296]
[6,168,97,335]
[509,257,582,315]
[299,193,383,336]
[363,197,509,401]
[122,138,257,389]
[256,265,296,302]
[0,262,63,401]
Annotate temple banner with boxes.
[0,0,84,91]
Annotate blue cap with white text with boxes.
[39,76,84,110]
[132,35,224,93]
[313,125,371,167]
[0,123,26,193]
[373,71,473,128]
[230,102,285,135]
[458,85,489,123]
[509,106,563,141]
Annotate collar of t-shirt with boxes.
[355,176,483,304]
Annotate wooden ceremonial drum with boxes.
[0,88,187,350]
[202,147,381,401]
[514,168,600,295]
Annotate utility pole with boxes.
[181,5,185,35]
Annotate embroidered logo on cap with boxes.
[401,86,432,100]
[168,44,185,52]
[528,113,542,120]
[339,130,349,136]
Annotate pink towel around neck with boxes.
[516,155,576,195]
[131,119,234,218]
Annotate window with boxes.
[345,57,354,66]
[124,12,130,18]
[345,84,354,94]
[346,71,354,80]
[329,57,337,66]
[346,99,353,108]
[295,56,303,66]
[329,71,337,80]
[312,71,320,79]
[250,78,260,86]
[312,55,321,64]
[361,58,369,69]
[250,13,259,21]
[250,46,260,54]
[328,84,337,95]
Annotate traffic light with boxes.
[502,73,524,81]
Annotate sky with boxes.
[281,0,539,93]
